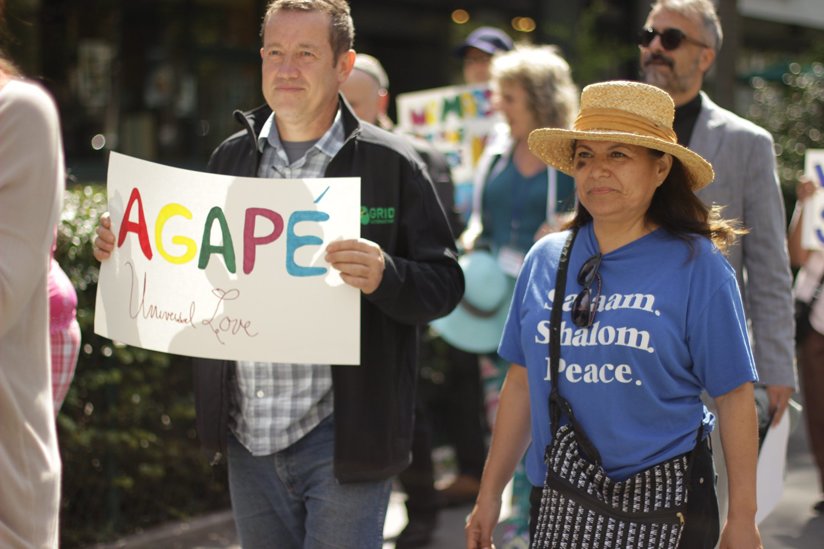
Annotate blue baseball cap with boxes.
[454,26,514,57]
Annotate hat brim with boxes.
[431,282,512,354]
[454,42,495,58]
[527,128,715,191]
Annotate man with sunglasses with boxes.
[639,0,797,525]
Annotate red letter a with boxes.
[117,187,153,259]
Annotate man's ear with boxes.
[337,49,356,83]
[377,89,390,116]
[698,47,716,75]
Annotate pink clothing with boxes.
[48,258,80,411]
[50,318,81,412]
[48,257,77,330]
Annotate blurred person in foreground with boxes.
[94,1,463,547]
[465,80,762,549]
[441,42,578,545]
[788,176,824,513]
[341,52,460,548]
[0,4,65,544]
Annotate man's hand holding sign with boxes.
[325,238,385,295]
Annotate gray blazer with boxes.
[692,92,797,388]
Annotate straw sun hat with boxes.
[528,80,714,190]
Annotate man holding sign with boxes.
[94,1,462,547]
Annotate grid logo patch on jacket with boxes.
[361,206,396,225]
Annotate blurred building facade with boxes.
[3,0,823,182]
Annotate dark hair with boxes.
[566,146,745,253]
[0,0,20,76]
[260,0,354,62]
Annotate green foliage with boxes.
[54,185,229,547]
[746,62,824,208]
[543,0,638,87]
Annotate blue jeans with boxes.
[227,415,392,548]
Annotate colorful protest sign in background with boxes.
[396,84,500,224]
[801,149,824,250]
[95,152,361,364]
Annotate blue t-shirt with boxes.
[499,223,758,485]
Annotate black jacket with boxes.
[193,98,463,482]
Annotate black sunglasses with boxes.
[571,254,602,328]
[638,27,709,51]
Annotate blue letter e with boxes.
[286,210,329,277]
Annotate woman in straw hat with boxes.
[465,81,762,549]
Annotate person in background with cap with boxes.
[638,0,796,524]
[455,26,514,85]
[341,53,461,549]
[465,80,762,549]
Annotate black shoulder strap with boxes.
[548,227,576,431]
[547,227,603,465]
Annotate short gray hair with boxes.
[490,44,578,130]
[650,0,723,53]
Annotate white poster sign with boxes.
[94,152,361,364]
[396,84,500,223]
[756,411,790,524]
[801,149,824,250]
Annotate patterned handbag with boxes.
[530,228,702,549]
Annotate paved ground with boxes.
[95,417,824,549]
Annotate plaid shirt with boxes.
[229,110,345,456]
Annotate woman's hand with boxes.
[796,175,817,204]
[718,515,763,549]
[464,495,502,549]
[533,212,575,242]
[464,366,533,549]
[788,176,818,267]
[715,382,761,549]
